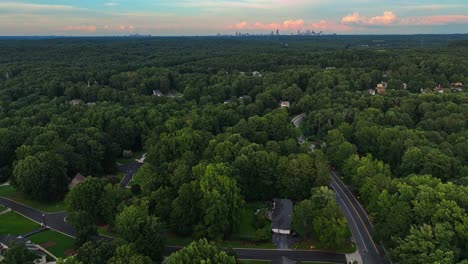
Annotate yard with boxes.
[0,185,65,213]
[233,202,271,240]
[166,203,275,249]
[292,239,356,254]
[97,225,116,238]
[29,230,76,258]
[0,211,40,235]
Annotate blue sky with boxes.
[0,0,467,35]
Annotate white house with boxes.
[280,101,290,108]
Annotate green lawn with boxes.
[0,211,40,235]
[292,239,356,254]
[0,205,6,212]
[0,185,15,196]
[29,230,75,258]
[234,202,270,240]
[166,203,275,249]
[165,233,275,249]
[0,185,65,213]
[219,240,275,249]
[97,225,117,238]
[115,172,124,182]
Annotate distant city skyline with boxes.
[0,0,467,36]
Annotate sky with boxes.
[0,0,467,36]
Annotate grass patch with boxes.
[292,239,356,254]
[0,211,40,235]
[165,233,275,249]
[115,172,124,182]
[0,185,15,196]
[97,225,117,238]
[0,205,6,212]
[219,240,275,249]
[29,230,75,258]
[233,202,270,240]
[0,186,65,213]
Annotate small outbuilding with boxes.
[271,198,293,235]
[280,101,290,108]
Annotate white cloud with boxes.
[104,2,119,7]
[0,2,85,12]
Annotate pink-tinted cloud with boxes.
[64,25,96,32]
[230,19,305,30]
[369,11,397,25]
[229,19,353,32]
[400,15,468,26]
[341,12,361,24]
[342,11,397,25]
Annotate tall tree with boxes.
[166,239,237,264]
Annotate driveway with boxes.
[0,197,346,262]
[117,162,144,187]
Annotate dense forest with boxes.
[0,36,467,264]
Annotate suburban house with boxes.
[368,89,376,96]
[376,82,387,94]
[451,82,464,92]
[252,71,262,77]
[152,90,164,97]
[69,172,86,190]
[434,84,446,94]
[271,257,296,264]
[0,235,48,264]
[271,198,293,235]
[68,99,83,106]
[280,101,290,108]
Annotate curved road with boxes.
[330,171,384,264]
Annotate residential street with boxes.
[165,246,346,263]
[330,171,384,264]
[0,185,346,263]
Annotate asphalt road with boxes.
[118,162,144,187]
[165,247,346,263]
[330,171,384,264]
[0,197,75,237]
[0,188,346,263]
